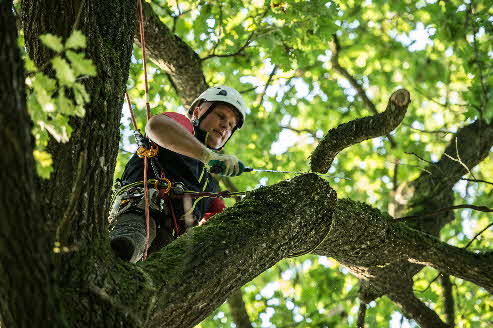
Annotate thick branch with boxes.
[138,2,208,104]
[311,199,493,293]
[228,289,253,328]
[310,89,410,173]
[441,274,455,327]
[406,240,493,294]
[330,35,396,147]
[387,290,449,328]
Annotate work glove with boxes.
[200,148,244,177]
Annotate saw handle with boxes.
[209,160,250,176]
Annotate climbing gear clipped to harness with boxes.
[135,131,158,159]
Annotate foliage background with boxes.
[49,0,491,326]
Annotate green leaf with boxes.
[24,57,37,72]
[74,105,86,117]
[39,33,64,53]
[51,56,75,85]
[32,72,57,92]
[65,30,87,49]
[73,82,90,105]
[33,150,53,179]
[66,50,96,76]
[56,90,74,115]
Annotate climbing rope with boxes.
[118,0,156,260]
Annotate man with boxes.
[109,86,247,262]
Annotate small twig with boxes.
[255,65,278,110]
[402,123,454,137]
[280,125,320,140]
[470,3,489,117]
[412,86,467,108]
[405,152,435,165]
[201,30,255,60]
[209,3,224,56]
[201,7,270,61]
[72,0,86,31]
[463,222,493,249]
[460,178,493,186]
[443,138,476,179]
[416,273,440,293]
[395,204,493,221]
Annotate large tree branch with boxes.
[311,199,493,292]
[98,174,337,328]
[310,89,410,173]
[138,2,208,104]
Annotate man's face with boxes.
[193,102,238,149]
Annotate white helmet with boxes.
[188,86,247,129]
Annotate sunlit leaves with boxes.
[39,33,64,52]
[65,30,87,49]
[26,30,96,178]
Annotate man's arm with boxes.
[146,113,242,176]
[145,114,208,160]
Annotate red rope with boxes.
[138,0,152,261]
[125,91,139,131]
[143,156,151,260]
[138,0,151,121]
[167,196,181,236]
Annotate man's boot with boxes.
[109,212,156,263]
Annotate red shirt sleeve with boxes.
[163,112,194,135]
[200,198,226,223]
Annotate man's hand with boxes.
[200,149,244,176]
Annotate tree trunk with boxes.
[0,1,59,326]
[21,0,137,245]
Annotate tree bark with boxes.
[0,1,57,326]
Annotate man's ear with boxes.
[192,106,201,119]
